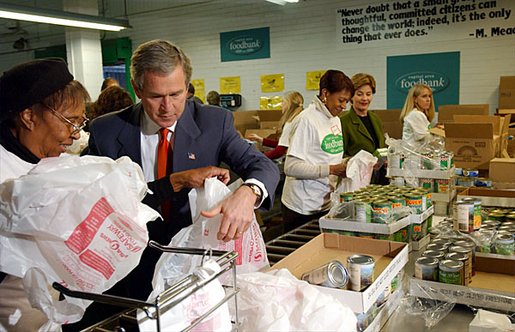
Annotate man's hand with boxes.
[200,185,257,242]
[169,166,230,192]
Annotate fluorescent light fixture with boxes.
[265,0,299,5]
[0,2,130,31]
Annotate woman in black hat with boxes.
[0,58,90,330]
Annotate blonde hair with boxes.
[351,73,376,93]
[399,84,435,123]
[277,91,304,136]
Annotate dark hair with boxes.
[319,70,354,96]
[188,83,195,94]
[101,77,119,91]
[206,90,220,105]
[92,85,133,119]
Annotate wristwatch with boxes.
[242,183,263,206]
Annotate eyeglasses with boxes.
[44,105,89,135]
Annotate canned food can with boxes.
[391,176,405,187]
[347,254,375,291]
[354,201,372,223]
[372,200,392,224]
[422,249,446,261]
[421,153,434,170]
[435,178,450,193]
[438,259,464,285]
[415,256,439,281]
[389,196,406,209]
[494,234,515,255]
[456,200,475,233]
[462,169,479,177]
[426,242,447,253]
[445,252,470,284]
[301,260,349,288]
[405,194,423,214]
[419,178,434,191]
[439,152,452,170]
[340,192,354,203]
[487,212,505,222]
[388,152,402,169]
[461,197,482,230]
[449,246,473,282]
[410,223,423,241]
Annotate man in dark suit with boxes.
[65,39,279,330]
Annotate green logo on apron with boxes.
[321,134,343,154]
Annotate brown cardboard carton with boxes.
[272,233,408,313]
[489,158,515,183]
[244,129,277,140]
[437,104,489,124]
[499,76,515,109]
[444,122,497,170]
[457,187,515,208]
[257,110,282,122]
[260,121,281,129]
[233,110,259,136]
[371,109,402,139]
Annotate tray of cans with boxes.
[319,215,411,235]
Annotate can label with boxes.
[348,261,374,291]
[439,153,451,170]
[457,203,475,232]
[372,202,392,224]
[435,179,450,193]
[439,269,462,285]
[406,196,423,214]
[355,202,372,223]
[415,262,438,281]
[419,178,433,191]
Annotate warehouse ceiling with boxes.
[0,0,215,53]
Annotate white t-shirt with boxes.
[277,121,293,147]
[402,109,431,147]
[281,98,344,215]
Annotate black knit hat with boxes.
[0,58,73,122]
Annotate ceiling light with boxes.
[0,2,130,32]
[265,0,299,5]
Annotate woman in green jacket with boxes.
[340,73,387,184]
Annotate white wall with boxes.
[1,0,513,113]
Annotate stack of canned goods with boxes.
[388,151,454,171]
[476,210,515,255]
[415,236,476,285]
[340,184,432,224]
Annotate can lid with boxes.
[327,260,349,288]
[445,252,468,261]
[347,254,375,265]
[416,256,438,266]
[440,259,463,270]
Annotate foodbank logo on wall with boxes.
[227,36,263,55]
[395,72,449,93]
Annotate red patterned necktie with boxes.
[157,128,173,222]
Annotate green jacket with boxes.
[340,107,385,157]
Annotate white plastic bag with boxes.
[138,259,232,332]
[0,155,160,325]
[233,269,357,331]
[336,150,377,194]
[149,177,269,305]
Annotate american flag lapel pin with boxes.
[188,152,196,160]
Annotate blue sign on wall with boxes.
[220,27,270,62]
[387,52,460,112]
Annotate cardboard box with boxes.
[257,110,282,122]
[232,110,258,136]
[272,233,409,313]
[489,158,515,183]
[457,187,515,208]
[371,109,402,139]
[437,104,489,124]
[444,122,498,170]
[409,254,515,312]
[244,129,277,140]
[260,121,281,129]
[499,76,515,109]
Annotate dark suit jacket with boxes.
[340,108,386,158]
[86,100,280,241]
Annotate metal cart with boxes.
[53,240,240,332]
